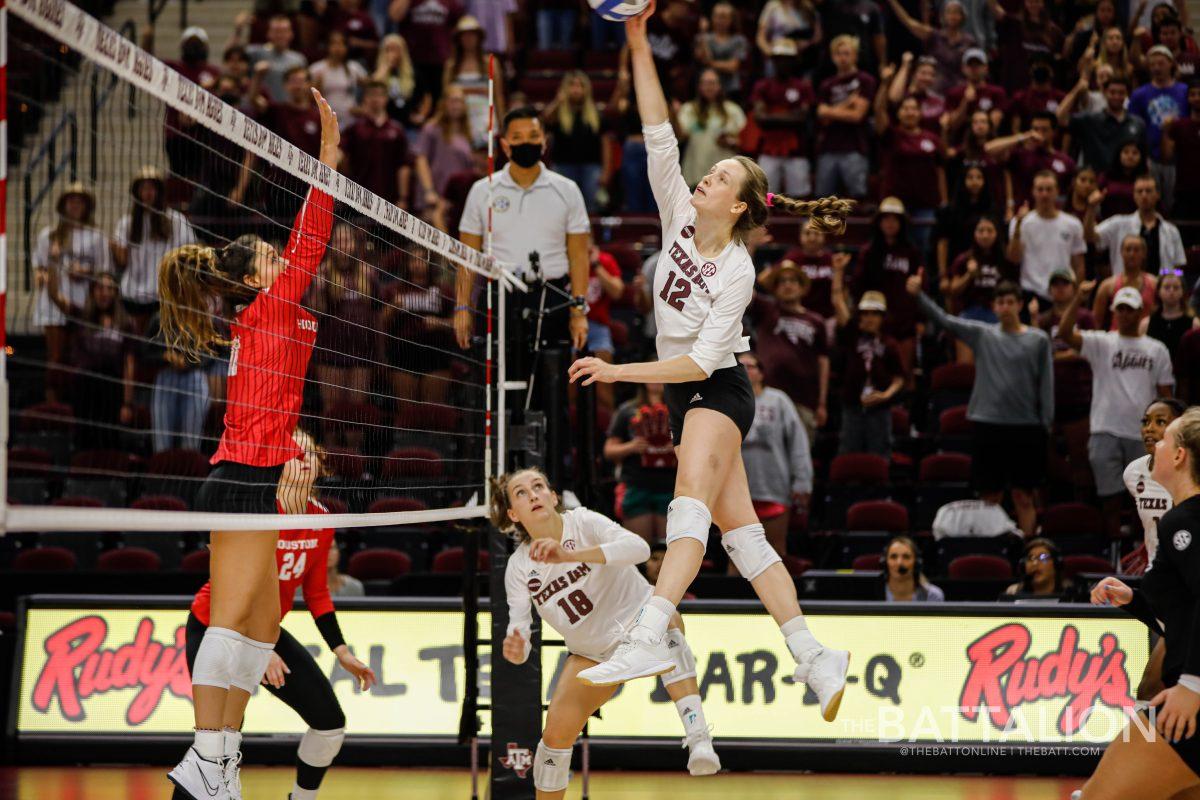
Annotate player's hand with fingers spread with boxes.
[529,537,573,564]
[503,630,528,664]
[1090,576,1133,606]
[1152,684,1200,742]
[312,88,341,167]
[334,645,378,691]
[569,356,620,385]
[262,652,289,689]
[625,0,656,42]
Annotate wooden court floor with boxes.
[0,766,1085,799]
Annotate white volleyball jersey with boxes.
[1124,455,1173,564]
[643,121,755,377]
[505,508,653,662]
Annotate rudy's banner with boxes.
[14,600,1150,744]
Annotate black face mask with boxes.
[508,142,543,168]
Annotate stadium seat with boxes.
[52,495,104,507]
[824,454,891,527]
[347,548,413,581]
[323,447,368,481]
[1040,502,1105,538]
[947,554,1013,580]
[929,363,975,416]
[142,448,210,506]
[431,547,490,574]
[935,405,973,454]
[914,453,973,529]
[782,555,812,576]
[13,546,77,572]
[9,447,54,504]
[851,553,882,571]
[846,500,909,533]
[17,401,75,433]
[933,534,1022,575]
[181,549,211,574]
[583,49,620,75]
[318,495,350,515]
[368,497,429,514]
[381,448,445,480]
[517,75,561,105]
[918,452,971,482]
[131,495,188,512]
[97,547,162,572]
[527,49,578,72]
[1063,554,1114,578]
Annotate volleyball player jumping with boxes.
[161,89,339,800]
[1084,408,1200,800]
[492,468,719,798]
[181,429,376,800]
[567,1,854,721]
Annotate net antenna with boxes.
[5,0,526,533]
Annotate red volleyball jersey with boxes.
[191,498,336,625]
[212,188,334,466]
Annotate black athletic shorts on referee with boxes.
[663,362,756,446]
[194,461,286,515]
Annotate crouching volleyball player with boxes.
[162,91,340,799]
[493,469,720,797]
[175,430,376,800]
[568,0,853,722]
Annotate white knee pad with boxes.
[533,740,573,793]
[662,628,697,686]
[229,637,275,693]
[665,496,712,549]
[192,627,243,690]
[297,727,345,768]
[723,523,781,581]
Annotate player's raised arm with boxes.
[625,1,667,127]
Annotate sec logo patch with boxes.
[527,577,542,593]
[1175,530,1192,551]
[702,262,717,277]
[563,539,576,551]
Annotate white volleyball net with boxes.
[4,0,517,533]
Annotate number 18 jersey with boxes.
[504,508,653,662]
[645,121,755,377]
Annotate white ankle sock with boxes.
[223,728,242,759]
[631,596,675,642]
[291,787,318,800]
[194,729,224,761]
[780,616,822,663]
[675,694,708,738]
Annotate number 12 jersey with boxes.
[645,120,755,377]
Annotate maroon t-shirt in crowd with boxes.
[340,114,412,204]
[751,78,816,157]
[749,295,828,410]
[1007,86,1065,130]
[397,0,463,65]
[816,71,877,155]
[994,15,1063,90]
[908,88,946,134]
[1008,146,1075,207]
[837,321,905,406]
[953,153,1009,211]
[164,60,220,139]
[267,101,322,156]
[1099,174,1138,217]
[946,82,1009,119]
[780,247,835,320]
[881,126,944,210]
[1168,117,1200,209]
[948,251,1019,310]
[853,241,923,340]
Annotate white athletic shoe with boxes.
[794,647,851,722]
[577,631,674,687]
[223,751,243,800]
[168,747,230,800]
[683,728,721,776]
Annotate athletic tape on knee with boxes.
[665,496,712,549]
[662,628,697,686]
[723,523,781,581]
[297,727,345,768]
[534,740,573,793]
[229,637,275,693]
[191,627,243,690]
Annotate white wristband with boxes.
[1178,674,1200,695]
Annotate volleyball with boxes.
[588,0,651,22]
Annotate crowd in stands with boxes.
[15,0,1200,602]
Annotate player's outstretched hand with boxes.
[568,356,620,385]
[503,630,528,664]
[262,652,290,688]
[626,0,657,40]
[312,88,340,167]
[335,645,378,691]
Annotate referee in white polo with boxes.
[455,107,592,352]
